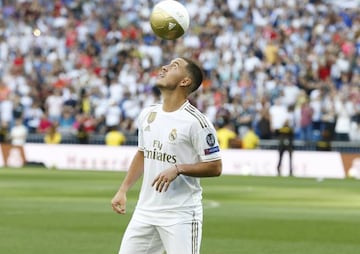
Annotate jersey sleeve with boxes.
[191,117,221,162]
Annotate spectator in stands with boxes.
[334,92,354,141]
[105,99,122,132]
[0,97,13,128]
[282,73,301,108]
[216,117,238,149]
[0,79,10,102]
[319,87,337,140]
[44,124,62,144]
[316,130,332,152]
[76,122,89,145]
[256,108,272,139]
[309,90,323,141]
[235,99,256,138]
[24,101,43,133]
[349,120,360,141]
[0,121,9,143]
[75,113,97,133]
[37,113,53,134]
[269,97,289,137]
[299,100,313,141]
[105,126,126,146]
[45,89,63,123]
[78,88,91,115]
[58,107,76,134]
[9,118,28,146]
[276,120,294,177]
[12,95,24,123]
[94,114,107,135]
[119,118,137,137]
[349,107,360,141]
[241,127,260,149]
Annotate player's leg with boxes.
[118,219,165,254]
[289,149,293,176]
[277,148,284,176]
[158,220,202,254]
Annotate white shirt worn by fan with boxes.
[132,101,221,226]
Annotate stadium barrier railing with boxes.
[25,134,360,153]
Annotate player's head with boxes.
[181,57,203,93]
[156,57,203,95]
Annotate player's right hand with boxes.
[111,191,127,214]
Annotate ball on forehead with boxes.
[150,0,190,40]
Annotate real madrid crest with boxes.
[168,129,177,142]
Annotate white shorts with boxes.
[118,218,202,254]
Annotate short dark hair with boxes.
[181,57,203,93]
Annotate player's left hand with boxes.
[152,166,178,192]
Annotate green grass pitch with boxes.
[1,167,360,254]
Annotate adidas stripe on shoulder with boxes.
[184,104,210,129]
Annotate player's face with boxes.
[156,58,188,90]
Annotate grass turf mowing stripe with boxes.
[0,167,360,254]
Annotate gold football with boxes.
[150,0,190,40]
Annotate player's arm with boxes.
[152,160,222,192]
[177,160,222,177]
[111,150,144,214]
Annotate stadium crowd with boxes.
[0,0,360,146]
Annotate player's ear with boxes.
[180,77,192,88]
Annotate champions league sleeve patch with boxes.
[204,146,220,155]
[206,133,216,147]
[204,133,219,155]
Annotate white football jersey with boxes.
[132,101,221,226]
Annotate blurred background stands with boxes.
[0,0,360,151]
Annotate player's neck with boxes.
[161,95,187,112]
